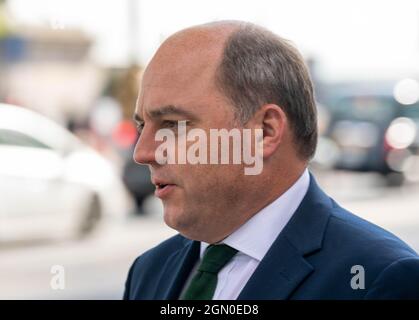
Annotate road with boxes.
[0,170,418,299]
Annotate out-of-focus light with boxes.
[403,155,419,182]
[385,117,416,149]
[386,149,411,172]
[393,78,419,105]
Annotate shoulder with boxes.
[363,256,419,299]
[326,199,417,260]
[321,199,419,298]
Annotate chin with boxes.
[163,205,185,230]
[163,206,201,238]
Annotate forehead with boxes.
[136,49,226,119]
[135,27,238,121]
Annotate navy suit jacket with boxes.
[124,174,419,299]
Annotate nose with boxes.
[133,125,158,165]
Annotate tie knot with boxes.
[198,244,238,274]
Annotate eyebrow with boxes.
[133,105,198,123]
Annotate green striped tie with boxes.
[181,244,238,300]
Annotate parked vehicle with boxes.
[0,103,134,242]
[323,80,419,185]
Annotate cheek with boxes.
[181,165,214,194]
[183,164,244,199]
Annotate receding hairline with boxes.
[149,21,256,64]
[167,20,245,42]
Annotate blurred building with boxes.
[0,23,105,125]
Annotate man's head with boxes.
[133,21,317,243]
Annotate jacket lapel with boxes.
[157,238,200,299]
[238,173,332,300]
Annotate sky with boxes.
[7,0,419,81]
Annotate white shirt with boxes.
[180,168,310,300]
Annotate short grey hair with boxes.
[215,22,318,160]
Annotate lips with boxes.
[155,183,172,189]
[152,178,177,198]
[152,178,175,188]
[154,183,176,199]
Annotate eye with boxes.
[161,120,179,128]
[135,122,145,134]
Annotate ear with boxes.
[248,104,287,159]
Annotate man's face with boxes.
[133,38,251,242]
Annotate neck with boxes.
[249,164,306,217]
[208,164,307,244]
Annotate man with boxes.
[124,20,419,299]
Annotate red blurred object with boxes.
[112,120,138,149]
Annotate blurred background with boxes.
[1,0,419,299]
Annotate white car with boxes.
[0,103,134,242]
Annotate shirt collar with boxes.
[200,168,310,261]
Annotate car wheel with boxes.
[76,193,101,238]
[384,172,405,187]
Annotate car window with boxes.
[332,95,397,123]
[0,129,52,149]
[400,103,419,119]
